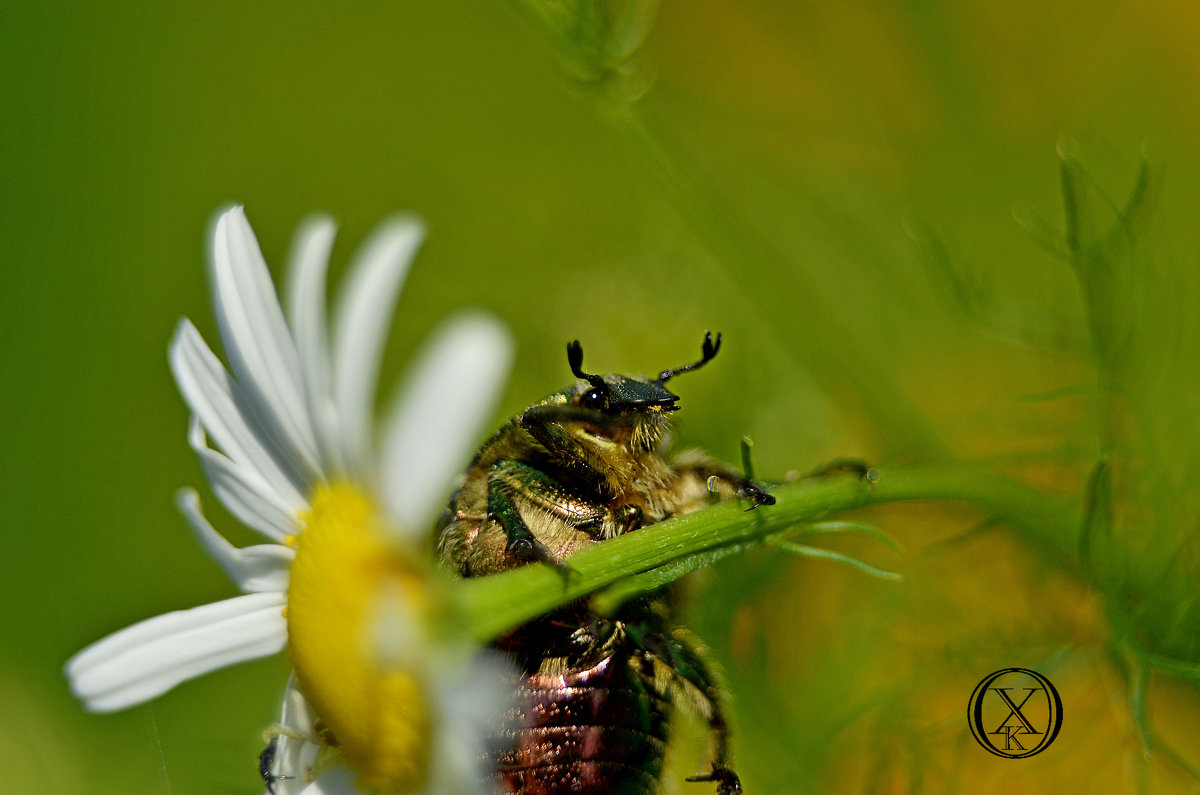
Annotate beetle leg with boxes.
[729,478,775,508]
[518,404,624,499]
[259,736,292,794]
[806,457,881,488]
[489,460,606,529]
[486,472,559,568]
[631,625,741,793]
[487,460,606,568]
[673,451,776,509]
[617,504,644,533]
[686,767,743,795]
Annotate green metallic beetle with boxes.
[436,333,773,795]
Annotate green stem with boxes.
[458,464,1079,641]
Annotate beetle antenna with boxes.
[658,331,722,382]
[567,340,607,389]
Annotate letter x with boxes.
[991,687,1039,734]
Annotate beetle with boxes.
[436,332,773,795]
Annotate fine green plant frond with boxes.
[1058,141,1162,257]
[1114,645,1200,785]
[1050,150,1200,776]
[1056,144,1164,387]
[503,0,658,90]
[1114,606,1200,685]
[909,221,993,325]
[915,215,1090,352]
[1015,147,1160,281]
[1012,204,1074,263]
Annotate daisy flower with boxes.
[65,206,513,794]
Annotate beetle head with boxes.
[565,332,722,416]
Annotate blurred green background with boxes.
[5,1,1200,792]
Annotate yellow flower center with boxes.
[287,483,432,793]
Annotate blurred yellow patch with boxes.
[287,484,432,793]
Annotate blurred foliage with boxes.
[5,0,1200,792]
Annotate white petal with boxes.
[425,651,513,795]
[331,216,424,478]
[285,215,347,477]
[170,319,308,511]
[177,489,294,592]
[209,207,323,481]
[298,766,360,795]
[276,674,318,737]
[379,313,512,534]
[65,591,287,713]
[187,418,302,541]
[268,677,324,795]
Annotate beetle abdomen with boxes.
[496,654,672,795]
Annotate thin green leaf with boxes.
[740,436,757,483]
[767,538,902,581]
[603,0,657,62]
[1156,742,1200,785]
[1058,138,1096,268]
[1078,457,1114,571]
[1012,205,1071,262]
[1138,650,1200,682]
[1118,612,1200,682]
[778,520,902,555]
[909,220,992,320]
[1116,153,1157,240]
[1127,653,1153,752]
